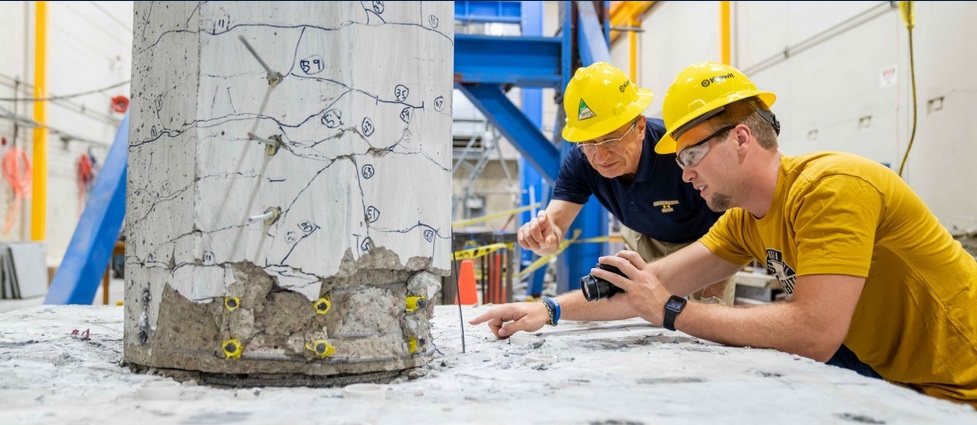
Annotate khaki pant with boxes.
[620,225,736,306]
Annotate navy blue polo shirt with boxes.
[552,117,722,244]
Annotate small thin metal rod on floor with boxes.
[452,246,466,354]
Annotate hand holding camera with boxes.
[580,262,628,301]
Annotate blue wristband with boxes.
[541,297,561,326]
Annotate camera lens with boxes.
[580,275,612,301]
[580,263,626,302]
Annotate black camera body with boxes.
[580,263,626,301]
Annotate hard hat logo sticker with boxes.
[577,99,597,121]
[701,73,735,87]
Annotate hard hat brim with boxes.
[563,89,654,142]
[655,91,776,154]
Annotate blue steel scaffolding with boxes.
[455,1,613,294]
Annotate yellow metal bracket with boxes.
[405,296,427,313]
[313,297,332,315]
[306,340,336,358]
[222,339,243,359]
[224,296,241,311]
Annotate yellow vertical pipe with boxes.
[31,1,48,241]
[629,18,638,83]
[720,1,731,64]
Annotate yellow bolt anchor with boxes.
[223,339,243,359]
[306,340,336,358]
[224,296,241,311]
[313,297,332,315]
[408,337,419,354]
[405,296,427,313]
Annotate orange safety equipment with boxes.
[561,62,653,142]
[2,148,32,234]
[656,62,776,154]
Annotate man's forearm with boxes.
[554,290,639,322]
[674,302,840,361]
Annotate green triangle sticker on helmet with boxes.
[578,99,596,121]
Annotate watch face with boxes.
[666,297,685,311]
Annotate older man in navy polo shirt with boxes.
[470,63,733,337]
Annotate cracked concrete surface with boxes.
[2,305,975,424]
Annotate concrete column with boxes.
[124,2,453,384]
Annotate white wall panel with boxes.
[627,1,977,233]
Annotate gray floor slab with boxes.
[0,305,973,424]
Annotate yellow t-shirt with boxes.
[699,152,977,407]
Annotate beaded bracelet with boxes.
[540,297,561,326]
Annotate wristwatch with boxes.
[663,295,688,331]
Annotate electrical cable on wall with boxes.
[0,80,130,102]
[0,104,112,148]
[0,72,121,125]
[897,1,917,178]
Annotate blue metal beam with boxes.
[455,1,522,24]
[556,1,612,292]
[520,0,549,297]
[455,34,563,88]
[456,83,560,184]
[575,1,611,65]
[45,114,129,305]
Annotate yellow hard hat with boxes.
[655,62,776,154]
[562,62,653,142]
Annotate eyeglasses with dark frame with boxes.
[577,119,639,154]
[675,124,736,169]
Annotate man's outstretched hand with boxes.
[469,302,550,338]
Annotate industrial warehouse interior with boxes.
[1,1,976,423]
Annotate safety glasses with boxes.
[675,125,736,169]
[577,119,638,154]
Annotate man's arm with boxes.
[467,276,639,339]
[594,251,865,361]
[517,200,583,256]
[647,242,744,296]
[674,274,865,361]
[469,242,739,338]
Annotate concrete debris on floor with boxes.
[1,305,974,424]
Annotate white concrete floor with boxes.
[0,304,974,424]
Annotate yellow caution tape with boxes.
[452,242,514,261]
[452,203,541,229]
[573,235,624,244]
[514,229,581,279]
[511,232,622,279]
[449,232,622,276]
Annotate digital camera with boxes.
[580,263,626,301]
